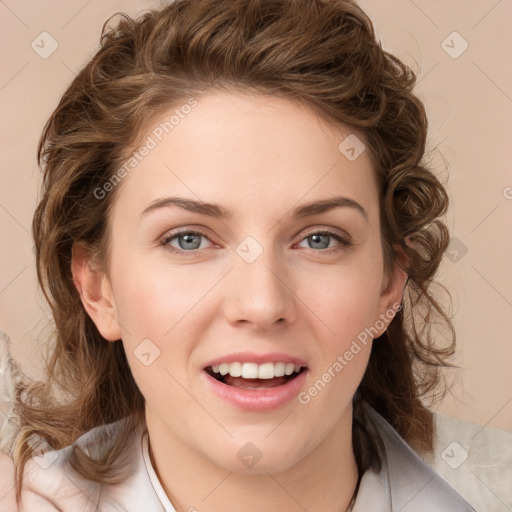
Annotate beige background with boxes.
[0,0,511,432]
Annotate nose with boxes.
[222,244,297,331]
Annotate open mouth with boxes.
[204,362,307,390]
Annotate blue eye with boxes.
[162,230,212,254]
[160,228,352,257]
[296,230,352,252]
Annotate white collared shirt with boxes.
[16,404,476,511]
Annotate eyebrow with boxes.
[140,195,368,222]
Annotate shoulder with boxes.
[18,424,110,512]
[17,420,168,512]
[18,420,139,512]
[0,442,95,512]
[360,402,476,512]
[427,411,512,511]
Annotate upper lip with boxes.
[203,352,308,369]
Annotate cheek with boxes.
[110,257,222,399]
[111,255,218,337]
[300,257,384,340]
[112,263,206,416]
[298,278,375,414]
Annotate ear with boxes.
[374,244,409,337]
[71,242,122,341]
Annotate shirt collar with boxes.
[353,402,475,511]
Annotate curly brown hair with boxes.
[12,0,456,503]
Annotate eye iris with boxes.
[309,234,330,249]
[179,233,201,250]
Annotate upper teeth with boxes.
[211,362,302,379]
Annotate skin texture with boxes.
[72,91,407,512]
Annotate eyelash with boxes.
[160,227,353,257]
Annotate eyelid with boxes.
[160,227,218,248]
[298,226,352,242]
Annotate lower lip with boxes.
[202,369,308,412]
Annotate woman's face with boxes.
[81,90,405,473]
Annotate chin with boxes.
[202,436,309,475]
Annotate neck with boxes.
[146,408,359,512]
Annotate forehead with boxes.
[109,90,379,223]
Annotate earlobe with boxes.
[71,243,122,341]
